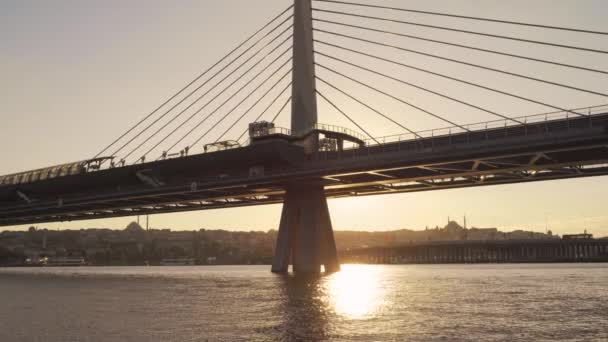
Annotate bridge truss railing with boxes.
[249,126,292,139]
[245,122,366,145]
[360,104,608,148]
[312,123,367,142]
[242,105,607,154]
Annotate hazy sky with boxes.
[1,0,607,235]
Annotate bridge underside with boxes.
[0,114,607,227]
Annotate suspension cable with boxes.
[111,19,294,160]
[240,96,292,144]
[315,39,585,117]
[316,76,421,138]
[270,97,293,124]
[315,49,520,124]
[316,62,468,131]
[124,33,293,162]
[529,103,608,117]
[146,59,290,161]
[236,87,292,142]
[94,6,294,159]
[165,52,293,155]
[314,18,608,75]
[237,95,292,145]
[314,30,608,98]
[312,9,608,55]
[148,52,292,161]
[216,74,292,143]
[312,0,608,35]
[316,90,379,144]
[190,66,291,149]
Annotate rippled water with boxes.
[0,264,607,341]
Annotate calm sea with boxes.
[0,264,607,341]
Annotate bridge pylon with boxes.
[271,0,340,273]
[271,183,340,273]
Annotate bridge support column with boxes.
[271,183,340,273]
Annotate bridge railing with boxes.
[312,123,367,142]
[248,122,367,143]
[360,104,608,147]
[254,126,292,137]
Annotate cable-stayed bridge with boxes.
[1,0,607,273]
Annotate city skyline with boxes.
[1,0,607,234]
[5,216,600,238]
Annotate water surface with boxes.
[0,264,607,341]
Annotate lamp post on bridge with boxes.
[271,0,340,274]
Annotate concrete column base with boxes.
[271,183,340,274]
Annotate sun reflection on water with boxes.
[323,264,386,319]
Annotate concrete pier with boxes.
[271,183,339,273]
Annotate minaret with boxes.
[42,229,47,250]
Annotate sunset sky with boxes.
[1,0,607,235]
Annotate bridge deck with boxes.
[1,111,607,226]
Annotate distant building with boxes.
[563,233,593,240]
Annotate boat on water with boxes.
[44,257,87,267]
[159,258,195,266]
